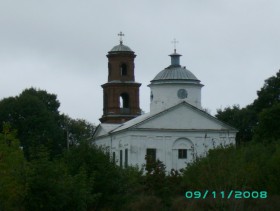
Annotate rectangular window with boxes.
[178,149,187,159]
[125,149,128,168]
[120,150,123,168]
[146,148,156,164]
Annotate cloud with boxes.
[1,0,280,124]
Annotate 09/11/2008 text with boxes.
[185,190,267,199]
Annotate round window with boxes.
[177,89,188,99]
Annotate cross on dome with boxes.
[118,31,125,44]
[171,38,179,53]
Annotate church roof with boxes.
[151,50,200,82]
[113,101,237,132]
[93,101,238,138]
[110,41,133,52]
[152,66,199,81]
[93,123,121,137]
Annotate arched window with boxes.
[120,63,127,76]
[119,93,129,108]
[172,138,194,159]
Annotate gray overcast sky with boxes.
[1,0,279,125]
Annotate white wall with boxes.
[94,129,236,172]
[149,83,203,113]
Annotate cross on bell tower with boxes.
[118,31,125,44]
[100,33,141,123]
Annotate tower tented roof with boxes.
[110,42,133,52]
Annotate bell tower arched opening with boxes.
[120,93,129,108]
[119,93,130,114]
[120,63,127,76]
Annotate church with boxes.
[93,33,237,171]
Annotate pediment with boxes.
[133,103,236,131]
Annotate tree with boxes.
[0,123,26,210]
[216,70,280,144]
[253,70,280,113]
[253,103,280,143]
[0,88,65,159]
[216,105,256,144]
[61,115,96,147]
[63,140,127,210]
[24,146,98,211]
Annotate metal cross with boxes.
[171,38,179,52]
[118,31,125,43]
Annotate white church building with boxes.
[93,35,237,171]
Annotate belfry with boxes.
[100,32,141,123]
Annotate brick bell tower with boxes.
[100,32,141,123]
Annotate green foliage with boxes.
[179,142,280,210]
[25,147,65,210]
[0,123,26,211]
[216,105,256,144]
[0,88,99,210]
[63,141,130,210]
[124,194,164,211]
[183,146,239,190]
[216,70,280,145]
[144,158,186,209]
[24,146,98,211]
[182,142,280,194]
[254,103,280,143]
[253,70,280,113]
[0,88,65,159]
[267,144,280,194]
[61,114,96,147]
[145,159,167,194]
[0,88,96,159]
